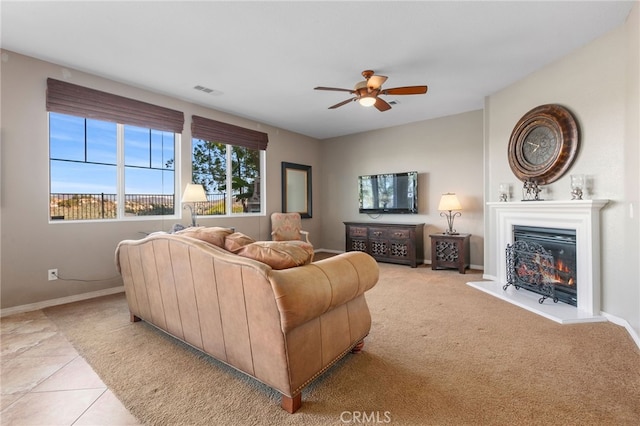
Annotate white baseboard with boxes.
[0,286,125,318]
[601,311,640,350]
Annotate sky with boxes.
[49,112,175,195]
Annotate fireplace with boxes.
[505,226,577,306]
[468,200,608,324]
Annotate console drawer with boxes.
[369,228,410,239]
[387,229,410,239]
[349,226,368,237]
[368,228,388,239]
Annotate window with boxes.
[191,140,263,215]
[124,125,176,217]
[46,79,184,221]
[49,113,178,220]
[191,116,268,216]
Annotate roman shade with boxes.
[46,78,184,133]
[191,115,269,150]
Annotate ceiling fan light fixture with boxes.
[315,70,428,111]
[359,97,376,107]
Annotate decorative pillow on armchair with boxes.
[271,212,303,241]
[175,226,234,248]
[236,241,314,270]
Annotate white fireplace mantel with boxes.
[469,200,609,324]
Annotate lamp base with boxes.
[440,210,461,237]
[184,204,198,227]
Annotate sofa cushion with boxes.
[236,241,314,270]
[224,232,256,252]
[175,226,234,248]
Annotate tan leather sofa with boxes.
[115,232,378,413]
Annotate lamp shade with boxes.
[182,183,208,203]
[438,193,462,211]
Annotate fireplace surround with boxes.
[469,200,608,324]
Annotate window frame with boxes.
[191,137,266,217]
[48,112,181,223]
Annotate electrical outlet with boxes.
[48,269,58,281]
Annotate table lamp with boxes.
[182,183,207,227]
[438,193,462,235]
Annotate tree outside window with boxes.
[192,139,262,215]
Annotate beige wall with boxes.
[319,110,485,267]
[0,50,322,309]
[485,4,639,335]
[2,3,638,339]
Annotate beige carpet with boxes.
[43,260,640,425]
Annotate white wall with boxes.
[484,4,639,335]
[319,110,485,267]
[0,50,322,309]
[626,0,640,341]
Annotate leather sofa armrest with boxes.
[269,251,378,333]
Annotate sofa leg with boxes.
[130,313,141,323]
[281,393,302,413]
[351,340,365,353]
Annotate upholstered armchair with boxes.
[271,212,311,244]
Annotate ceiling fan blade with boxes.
[314,86,355,93]
[381,86,428,95]
[367,75,388,90]
[374,97,392,112]
[328,98,356,109]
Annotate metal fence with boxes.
[50,193,227,220]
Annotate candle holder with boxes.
[499,183,510,202]
[570,174,584,200]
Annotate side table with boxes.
[429,233,471,274]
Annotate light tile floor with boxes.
[1,310,140,425]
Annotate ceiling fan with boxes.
[314,70,428,112]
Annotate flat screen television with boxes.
[358,171,418,214]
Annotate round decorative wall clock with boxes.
[507,104,580,185]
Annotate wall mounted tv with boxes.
[358,171,418,214]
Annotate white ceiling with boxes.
[1,1,635,140]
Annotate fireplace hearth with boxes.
[505,226,577,306]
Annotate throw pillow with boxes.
[236,241,314,270]
[224,232,256,253]
[175,226,234,248]
[277,239,314,260]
